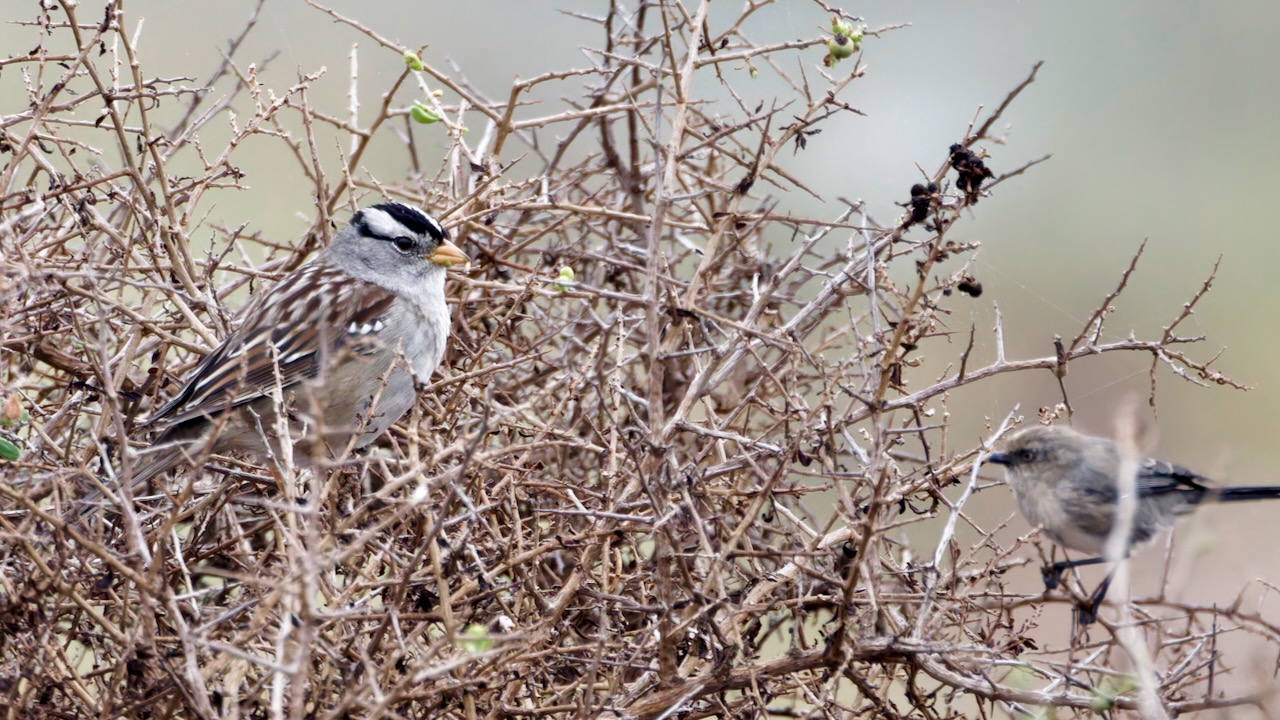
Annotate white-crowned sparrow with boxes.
[97,201,466,511]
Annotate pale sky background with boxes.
[6,0,1280,707]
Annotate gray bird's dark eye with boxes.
[1016,448,1036,462]
[391,236,415,253]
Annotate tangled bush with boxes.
[0,1,1264,718]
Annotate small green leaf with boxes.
[553,265,576,292]
[1089,675,1136,713]
[0,437,20,461]
[403,50,424,71]
[459,624,492,653]
[410,101,440,124]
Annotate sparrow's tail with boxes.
[67,442,187,527]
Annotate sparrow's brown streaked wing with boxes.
[142,263,397,429]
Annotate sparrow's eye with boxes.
[1015,448,1037,462]
[391,236,416,253]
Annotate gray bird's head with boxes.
[328,202,467,293]
[986,425,1094,486]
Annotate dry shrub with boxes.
[0,1,1270,718]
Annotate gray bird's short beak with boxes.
[985,452,1009,465]
[429,240,468,268]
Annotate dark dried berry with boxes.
[956,277,983,297]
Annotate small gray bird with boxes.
[90,202,466,515]
[987,425,1280,621]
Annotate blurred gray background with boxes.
[6,0,1280,697]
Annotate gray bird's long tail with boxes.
[1215,486,1280,502]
